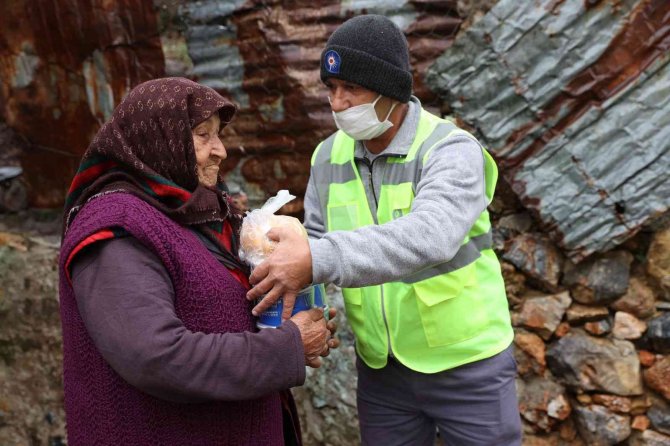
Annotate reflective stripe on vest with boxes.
[310,109,514,373]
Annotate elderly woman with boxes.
[58,77,334,445]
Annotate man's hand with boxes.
[290,308,329,368]
[247,226,313,320]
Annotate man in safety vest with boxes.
[248,14,521,445]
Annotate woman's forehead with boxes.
[194,114,220,130]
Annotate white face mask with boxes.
[330,95,397,141]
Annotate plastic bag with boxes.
[239,190,307,268]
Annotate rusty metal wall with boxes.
[426,0,670,260]
[180,0,462,212]
[0,0,463,211]
[5,0,665,262]
[0,0,165,207]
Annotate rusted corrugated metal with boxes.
[180,0,462,205]
[0,0,462,209]
[426,0,670,261]
[0,0,164,207]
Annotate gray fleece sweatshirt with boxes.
[305,97,488,288]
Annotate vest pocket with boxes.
[413,262,486,347]
[327,202,358,231]
[378,183,414,223]
[342,288,364,330]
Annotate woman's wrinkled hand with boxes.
[291,308,329,368]
[321,307,340,358]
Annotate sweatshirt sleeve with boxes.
[303,166,327,240]
[70,237,306,404]
[309,134,488,288]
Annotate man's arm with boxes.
[248,134,488,312]
[310,134,488,288]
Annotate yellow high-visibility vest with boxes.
[310,109,513,373]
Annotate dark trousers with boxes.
[356,345,522,446]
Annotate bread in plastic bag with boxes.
[239,190,307,267]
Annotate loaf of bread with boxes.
[240,214,307,259]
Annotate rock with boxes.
[48,436,66,446]
[630,395,653,416]
[591,394,632,413]
[0,174,28,213]
[546,394,571,421]
[517,376,571,433]
[632,415,651,431]
[488,177,523,215]
[514,330,546,376]
[0,232,28,252]
[612,276,657,319]
[0,239,65,445]
[563,251,634,305]
[584,319,612,336]
[498,212,533,233]
[577,394,592,405]
[566,304,609,325]
[503,233,564,291]
[520,433,560,445]
[648,397,670,435]
[558,417,579,442]
[501,261,527,308]
[639,350,657,367]
[643,356,670,401]
[512,291,571,340]
[554,322,571,338]
[521,431,584,445]
[493,227,507,252]
[613,312,647,340]
[627,430,670,446]
[293,286,360,446]
[546,331,643,395]
[647,227,670,300]
[573,404,631,446]
[645,313,670,353]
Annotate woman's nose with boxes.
[213,137,227,160]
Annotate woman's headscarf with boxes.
[64,77,246,271]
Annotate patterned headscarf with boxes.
[64,77,246,271]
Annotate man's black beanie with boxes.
[320,15,413,103]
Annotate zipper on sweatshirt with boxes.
[361,154,394,358]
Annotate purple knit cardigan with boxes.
[59,193,283,445]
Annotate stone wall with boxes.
[490,179,670,445]
[1,185,669,445]
[0,218,64,445]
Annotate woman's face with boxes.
[192,114,226,187]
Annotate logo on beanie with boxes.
[324,50,341,74]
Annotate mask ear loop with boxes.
[371,94,397,122]
[383,101,398,122]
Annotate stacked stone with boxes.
[0,228,64,446]
[492,179,670,446]
[1,188,668,446]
